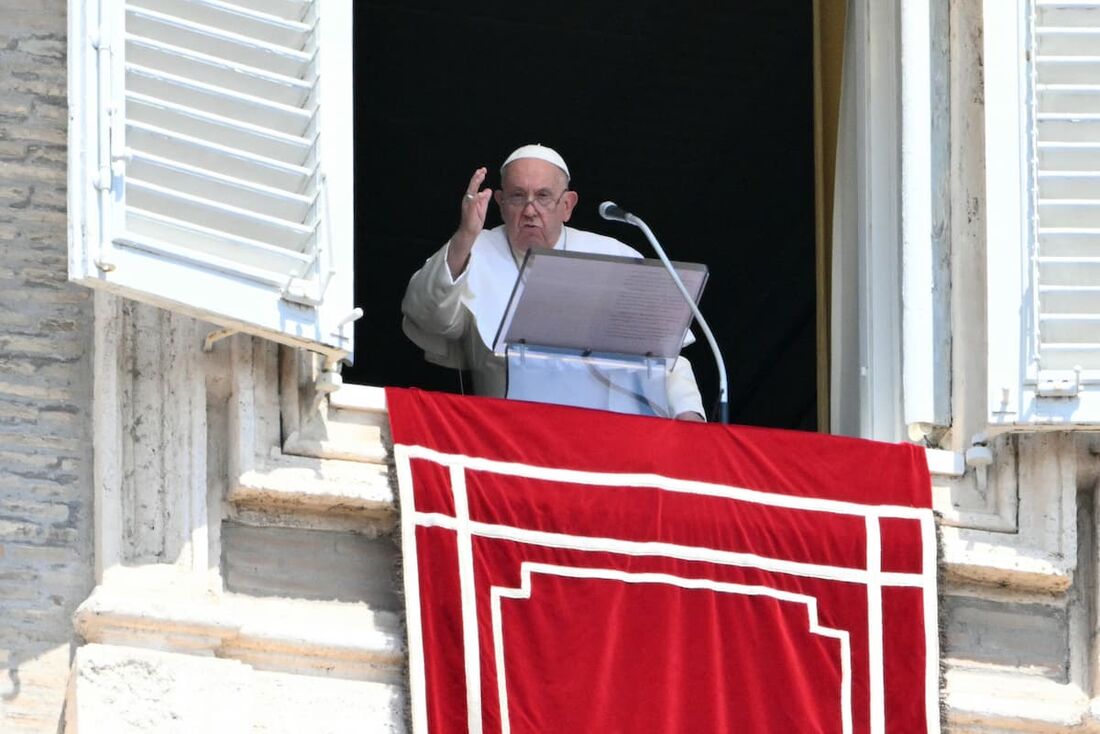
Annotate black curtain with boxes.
[349,1,816,430]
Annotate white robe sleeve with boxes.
[401,240,472,369]
[668,355,705,419]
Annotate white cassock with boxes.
[401,224,705,418]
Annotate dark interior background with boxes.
[348,1,816,430]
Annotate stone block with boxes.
[0,381,75,402]
[16,38,64,60]
[0,286,88,306]
[3,76,64,102]
[0,159,65,185]
[0,402,37,425]
[66,644,253,734]
[65,644,407,733]
[0,498,71,524]
[0,578,40,601]
[0,141,27,160]
[6,207,66,226]
[31,101,66,121]
[0,4,66,35]
[3,542,78,566]
[0,643,71,732]
[0,96,32,121]
[0,518,39,540]
[0,335,82,361]
[251,669,406,733]
[0,185,30,207]
[941,594,1069,686]
[223,521,400,610]
[29,183,66,211]
[0,431,84,456]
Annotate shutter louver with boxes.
[122,0,321,288]
[69,0,356,360]
[1036,1,1100,375]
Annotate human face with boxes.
[494,158,578,251]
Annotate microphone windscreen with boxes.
[599,201,629,221]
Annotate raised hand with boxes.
[448,167,493,278]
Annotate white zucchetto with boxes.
[500,144,570,181]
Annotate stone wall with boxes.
[0,1,96,730]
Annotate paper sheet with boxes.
[493,250,708,359]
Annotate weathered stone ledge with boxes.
[231,453,395,520]
[945,665,1095,732]
[74,568,404,684]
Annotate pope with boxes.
[401,144,705,421]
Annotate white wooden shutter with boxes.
[1035,1,1100,375]
[986,0,1100,424]
[69,0,356,361]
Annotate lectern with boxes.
[492,249,708,417]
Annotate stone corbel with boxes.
[933,433,1015,533]
[225,340,393,523]
[278,347,388,463]
[934,432,1077,593]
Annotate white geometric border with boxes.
[395,443,940,734]
[489,563,854,734]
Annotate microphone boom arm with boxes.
[601,202,730,423]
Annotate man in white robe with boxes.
[401,144,705,420]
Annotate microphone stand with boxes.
[600,202,729,424]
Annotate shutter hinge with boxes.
[1036,366,1082,398]
[281,277,321,307]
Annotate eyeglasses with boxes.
[501,190,568,211]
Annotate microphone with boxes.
[599,201,631,222]
[599,200,730,423]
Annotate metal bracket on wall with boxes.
[203,328,238,353]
